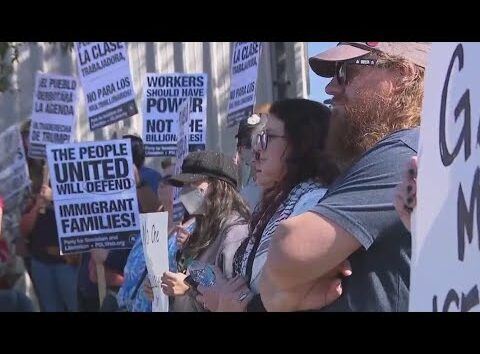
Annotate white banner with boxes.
[0,125,30,201]
[75,42,138,130]
[143,73,207,157]
[410,43,480,312]
[140,212,169,312]
[46,139,141,254]
[29,73,78,159]
[226,42,262,127]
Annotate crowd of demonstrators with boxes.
[195,98,341,312]
[77,133,161,312]
[151,151,251,312]
[259,42,430,312]
[1,42,434,313]
[19,120,79,312]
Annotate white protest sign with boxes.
[0,125,30,201]
[46,139,141,255]
[172,99,190,223]
[226,42,262,127]
[410,43,480,312]
[29,73,78,160]
[75,42,138,130]
[143,73,207,157]
[140,212,169,312]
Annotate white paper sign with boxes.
[410,43,480,312]
[140,212,169,312]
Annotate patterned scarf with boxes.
[233,180,324,281]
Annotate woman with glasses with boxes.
[234,103,270,211]
[197,98,340,311]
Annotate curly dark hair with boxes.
[180,178,250,262]
[249,98,339,239]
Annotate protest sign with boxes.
[140,212,169,312]
[29,73,78,159]
[143,73,207,156]
[46,139,141,254]
[75,42,138,130]
[226,42,261,127]
[410,43,480,312]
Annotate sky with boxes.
[307,42,336,104]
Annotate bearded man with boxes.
[259,42,431,312]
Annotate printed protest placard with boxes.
[75,42,138,130]
[226,42,262,127]
[410,43,480,312]
[0,125,30,201]
[143,73,207,156]
[140,212,169,312]
[29,73,78,159]
[46,139,141,254]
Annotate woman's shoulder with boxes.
[221,213,249,244]
[223,212,249,227]
[289,180,328,216]
[290,180,327,198]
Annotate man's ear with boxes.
[392,62,417,94]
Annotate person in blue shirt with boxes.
[117,218,196,312]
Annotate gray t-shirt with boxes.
[310,128,418,312]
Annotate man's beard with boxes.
[327,91,408,169]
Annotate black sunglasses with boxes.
[335,58,378,86]
[253,131,286,151]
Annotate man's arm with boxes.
[260,211,360,311]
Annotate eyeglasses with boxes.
[335,58,378,86]
[253,131,286,151]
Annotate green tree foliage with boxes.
[0,42,74,93]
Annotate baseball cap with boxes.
[309,42,431,78]
[168,151,239,189]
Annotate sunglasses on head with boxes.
[335,58,378,86]
[252,130,286,151]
